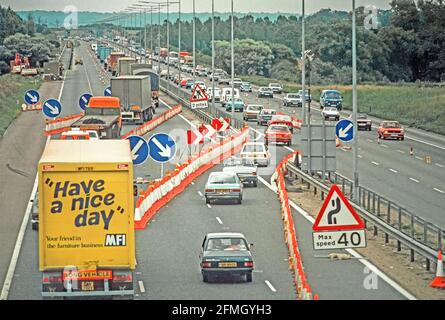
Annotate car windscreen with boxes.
[225,158,255,167]
[325,108,338,112]
[206,238,249,251]
[325,92,341,99]
[243,144,265,153]
[273,115,291,121]
[209,175,237,184]
[260,88,272,92]
[269,125,290,132]
[86,107,120,116]
[288,94,300,99]
[383,122,401,128]
[262,110,276,115]
[247,105,262,111]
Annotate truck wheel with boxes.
[246,272,253,283]
[203,274,209,283]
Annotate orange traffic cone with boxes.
[430,250,445,288]
[336,137,342,148]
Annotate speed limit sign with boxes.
[313,230,367,250]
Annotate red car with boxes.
[268,114,294,133]
[378,121,405,140]
[265,124,292,146]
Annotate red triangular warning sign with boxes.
[313,184,365,231]
[190,84,208,103]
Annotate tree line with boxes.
[132,0,444,84]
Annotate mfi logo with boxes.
[105,234,126,247]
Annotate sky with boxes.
[2,0,392,13]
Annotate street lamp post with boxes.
[193,0,196,85]
[301,0,306,125]
[178,0,182,96]
[211,0,215,111]
[352,0,359,200]
[231,0,235,126]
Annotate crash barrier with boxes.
[134,127,250,229]
[291,117,303,130]
[21,102,43,112]
[274,151,315,300]
[44,113,84,136]
[121,105,182,140]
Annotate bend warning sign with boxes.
[313,184,365,232]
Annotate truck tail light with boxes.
[43,275,63,284]
[244,262,254,268]
[202,262,212,268]
[113,273,132,283]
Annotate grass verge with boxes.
[0,74,42,137]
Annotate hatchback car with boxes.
[268,114,294,133]
[258,87,274,98]
[205,172,243,204]
[265,124,292,146]
[240,142,271,167]
[225,98,245,112]
[268,83,283,94]
[240,82,253,92]
[321,107,340,121]
[243,104,263,121]
[200,233,254,283]
[283,93,303,107]
[378,121,405,140]
[257,109,277,126]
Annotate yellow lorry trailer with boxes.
[38,140,135,299]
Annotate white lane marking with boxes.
[83,57,93,94]
[138,281,146,293]
[265,280,277,293]
[207,204,212,209]
[358,155,363,159]
[415,156,423,161]
[198,191,203,197]
[398,150,405,154]
[216,217,223,225]
[259,172,416,300]
[389,169,398,174]
[1,70,67,300]
[409,178,420,183]
[433,188,444,194]
[435,163,444,168]
[191,182,195,185]
[371,161,380,166]
[381,144,388,148]
[366,139,374,143]
[405,135,445,151]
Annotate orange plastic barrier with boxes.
[134,128,250,229]
[121,105,182,140]
[275,151,315,300]
[291,116,303,129]
[44,112,84,136]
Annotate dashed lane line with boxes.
[389,169,398,174]
[433,188,444,194]
[371,161,380,166]
[409,178,420,183]
[265,280,277,293]
[216,217,223,225]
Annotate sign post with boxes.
[312,184,367,250]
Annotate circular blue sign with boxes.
[79,93,93,111]
[104,87,112,96]
[127,135,149,165]
[336,119,354,142]
[148,133,176,163]
[24,90,40,105]
[42,99,62,118]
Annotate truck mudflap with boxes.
[42,270,134,299]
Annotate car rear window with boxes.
[248,105,262,111]
[209,174,237,184]
[288,94,299,99]
[225,158,256,167]
[383,122,401,128]
[269,125,290,132]
[262,110,276,115]
[272,115,291,121]
[206,238,248,251]
[243,144,265,153]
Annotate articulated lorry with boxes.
[71,96,122,139]
[118,57,137,76]
[111,75,154,125]
[107,52,126,76]
[98,46,113,64]
[38,140,135,299]
[130,64,160,109]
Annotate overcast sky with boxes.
[3,0,392,13]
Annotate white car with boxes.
[240,142,271,167]
[206,87,222,102]
[268,83,283,94]
[322,107,340,121]
[221,88,240,107]
[223,157,258,187]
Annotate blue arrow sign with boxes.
[104,87,112,96]
[127,136,149,165]
[148,133,176,163]
[336,119,354,142]
[24,90,40,105]
[43,99,62,118]
[79,93,93,111]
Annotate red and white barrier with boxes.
[121,105,182,140]
[274,152,315,300]
[134,128,250,229]
[44,113,84,136]
[291,116,303,129]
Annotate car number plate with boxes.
[219,262,237,268]
[81,281,94,291]
[217,190,227,194]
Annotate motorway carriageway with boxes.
[5,42,409,300]
[158,66,445,230]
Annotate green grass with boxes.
[241,75,445,135]
[0,74,42,137]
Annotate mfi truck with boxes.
[39,140,135,299]
[71,96,122,139]
[111,75,154,125]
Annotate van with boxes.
[320,90,343,110]
[221,88,240,107]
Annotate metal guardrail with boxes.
[286,162,441,271]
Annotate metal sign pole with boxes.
[352,0,359,201]
[300,0,306,125]
[231,0,235,127]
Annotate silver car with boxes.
[205,172,243,204]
